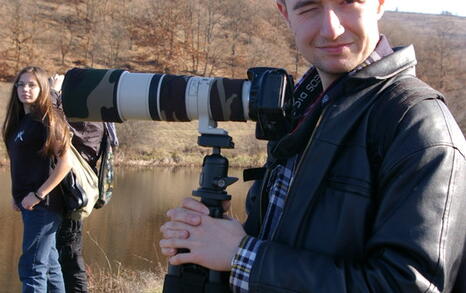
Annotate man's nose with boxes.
[320,9,345,40]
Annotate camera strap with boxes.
[243,68,324,182]
[271,68,342,161]
[291,67,323,122]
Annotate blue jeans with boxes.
[19,206,65,293]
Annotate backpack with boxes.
[52,90,118,210]
[68,121,117,210]
[58,143,100,220]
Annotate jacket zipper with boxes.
[271,104,331,241]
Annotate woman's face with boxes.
[16,72,41,108]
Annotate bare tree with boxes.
[70,0,106,66]
[57,16,75,67]
[221,0,256,77]
[4,1,33,71]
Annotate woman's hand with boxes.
[21,192,42,210]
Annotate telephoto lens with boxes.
[62,67,293,140]
[62,68,250,123]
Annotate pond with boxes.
[0,166,252,291]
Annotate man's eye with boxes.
[297,6,317,15]
[344,0,365,3]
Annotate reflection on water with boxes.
[0,166,251,291]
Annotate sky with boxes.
[384,0,466,17]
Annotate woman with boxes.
[2,66,71,292]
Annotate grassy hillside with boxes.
[0,1,465,168]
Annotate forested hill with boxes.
[0,0,464,166]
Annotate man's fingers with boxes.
[160,221,194,233]
[181,198,209,215]
[166,207,203,226]
[161,247,177,257]
[162,229,189,239]
[169,251,197,266]
[159,238,193,251]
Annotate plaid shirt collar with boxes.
[350,34,394,73]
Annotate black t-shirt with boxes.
[7,114,63,212]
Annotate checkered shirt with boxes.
[230,157,296,292]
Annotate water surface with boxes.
[0,166,251,291]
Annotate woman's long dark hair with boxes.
[2,66,70,157]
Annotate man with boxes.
[160,0,466,292]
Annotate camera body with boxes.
[248,67,293,140]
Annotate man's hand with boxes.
[49,74,65,92]
[160,197,246,271]
[21,192,41,210]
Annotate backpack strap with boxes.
[94,123,118,209]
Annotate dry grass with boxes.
[87,265,164,293]
[84,230,166,293]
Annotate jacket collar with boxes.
[350,45,417,80]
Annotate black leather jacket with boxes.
[244,46,466,292]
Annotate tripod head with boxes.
[163,124,238,293]
[193,133,238,218]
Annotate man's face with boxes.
[278,0,385,75]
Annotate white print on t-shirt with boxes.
[15,130,24,142]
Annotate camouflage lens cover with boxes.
[62,68,124,122]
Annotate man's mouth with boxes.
[316,42,352,54]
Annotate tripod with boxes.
[162,133,238,293]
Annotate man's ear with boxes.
[276,0,290,24]
[376,0,386,20]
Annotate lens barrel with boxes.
[62,68,250,123]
